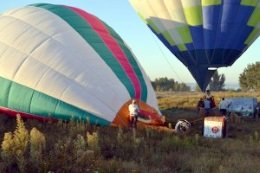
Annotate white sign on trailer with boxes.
[204,120,223,138]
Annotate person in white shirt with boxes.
[219,98,231,116]
[128,99,140,128]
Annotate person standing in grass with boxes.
[203,96,211,117]
[197,97,204,115]
[219,97,227,116]
[128,99,140,128]
[219,97,232,117]
[206,89,216,108]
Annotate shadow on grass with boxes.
[162,107,200,122]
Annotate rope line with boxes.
[150,33,184,83]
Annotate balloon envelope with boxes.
[130,0,260,90]
[0,3,161,126]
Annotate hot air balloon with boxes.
[130,0,260,90]
[0,3,163,127]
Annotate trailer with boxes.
[222,97,258,117]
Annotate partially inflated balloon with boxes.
[130,0,260,90]
[0,3,162,126]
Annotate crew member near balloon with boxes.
[219,97,229,117]
[196,97,204,115]
[128,99,140,128]
[206,90,216,108]
[202,90,216,116]
[203,96,211,117]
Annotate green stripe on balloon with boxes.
[247,7,260,27]
[0,76,110,125]
[177,26,193,43]
[162,31,176,46]
[241,0,259,6]
[31,3,136,99]
[183,6,203,26]
[245,28,260,45]
[202,0,221,6]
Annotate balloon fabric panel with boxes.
[130,0,260,90]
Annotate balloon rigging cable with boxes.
[150,32,184,84]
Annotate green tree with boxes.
[152,77,175,91]
[151,77,190,91]
[239,62,260,91]
[209,71,225,91]
[178,82,191,91]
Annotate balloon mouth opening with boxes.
[112,99,163,127]
[208,67,218,70]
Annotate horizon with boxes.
[186,82,240,90]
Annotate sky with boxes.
[1,0,259,86]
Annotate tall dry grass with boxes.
[0,91,259,172]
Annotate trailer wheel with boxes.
[175,119,191,134]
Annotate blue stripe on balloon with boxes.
[177,49,242,67]
[225,27,253,50]
[222,50,242,65]
[192,50,210,65]
[224,5,254,50]
[214,3,238,48]
[201,3,254,50]
[210,49,241,65]
[223,0,241,4]
[203,5,222,50]
[221,2,240,26]
[188,65,216,91]
[233,5,255,24]
[178,51,194,66]
[189,26,204,49]
[185,44,210,65]
[186,43,194,50]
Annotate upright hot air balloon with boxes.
[0,3,162,127]
[130,0,260,90]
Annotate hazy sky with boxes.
[1,0,259,85]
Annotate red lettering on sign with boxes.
[212,126,219,133]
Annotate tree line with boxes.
[151,61,259,92]
[151,72,226,92]
[151,77,191,92]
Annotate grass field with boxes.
[0,91,259,173]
